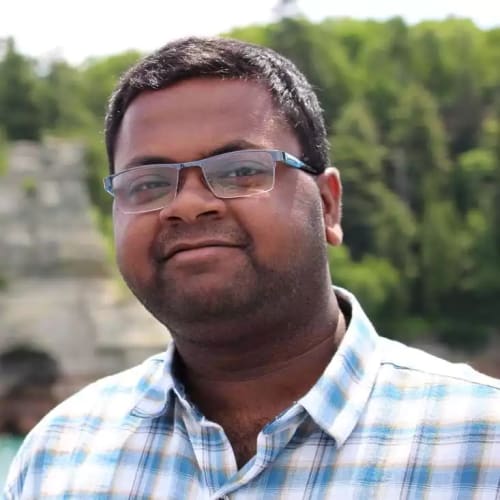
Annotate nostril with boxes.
[158,188,226,223]
[165,209,221,222]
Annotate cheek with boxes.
[113,209,132,247]
[240,191,318,261]
[113,211,157,272]
[113,211,131,262]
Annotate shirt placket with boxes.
[181,401,238,496]
[210,406,308,499]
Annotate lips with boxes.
[163,240,242,261]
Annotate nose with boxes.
[158,166,226,223]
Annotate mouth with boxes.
[163,240,243,261]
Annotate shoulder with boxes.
[379,337,500,388]
[2,352,167,498]
[45,352,167,426]
[375,336,500,416]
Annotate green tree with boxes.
[268,17,358,127]
[39,60,94,134]
[389,84,449,215]
[0,127,8,175]
[0,38,42,140]
[80,51,142,123]
[419,200,463,314]
[331,100,384,258]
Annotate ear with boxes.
[317,167,343,246]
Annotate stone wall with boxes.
[0,140,169,396]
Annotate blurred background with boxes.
[0,0,499,454]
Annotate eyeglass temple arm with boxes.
[281,151,319,176]
[103,177,114,195]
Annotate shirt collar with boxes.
[131,343,176,418]
[299,287,381,447]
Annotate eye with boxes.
[223,163,267,178]
[123,174,175,204]
[128,178,172,194]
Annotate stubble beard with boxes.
[126,247,328,349]
[122,207,330,345]
[156,254,276,321]
[127,249,304,331]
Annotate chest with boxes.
[216,414,272,468]
[32,414,500,499]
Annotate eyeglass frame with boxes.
[103,149,319,214]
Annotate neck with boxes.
[174,290,346,419]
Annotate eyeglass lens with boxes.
[112,150,276,213]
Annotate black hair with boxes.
[104,37,329,174]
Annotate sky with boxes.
[1,0,499,65]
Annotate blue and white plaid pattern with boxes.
[4,289,500,499]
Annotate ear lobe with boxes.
[318,167,343,246]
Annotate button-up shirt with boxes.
[4,289,500,499]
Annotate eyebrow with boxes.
[122,140,263,170]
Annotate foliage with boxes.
[0,273,7,291]
[3,17,500,348]
[0,127,8,176]
[38,60,95,134]
[79,51,141,123]
[0,38,42,140]
[21,176,38,198]
[328,246,404,324]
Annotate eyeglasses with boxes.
[103,149,317,214]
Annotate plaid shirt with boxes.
[4,289,500,499]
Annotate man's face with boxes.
[113,78,341,342]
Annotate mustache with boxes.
[151,221,252,261]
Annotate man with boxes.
[4,37,500,499]
[0,346,60,489]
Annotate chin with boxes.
[144,278,261,328]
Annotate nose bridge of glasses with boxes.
[176,161,213,195]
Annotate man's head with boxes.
[105,37,329,174]
[105,38,342,349]
[0,346,60,436]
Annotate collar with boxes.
[299,287,381,447]
[131,343,176,418]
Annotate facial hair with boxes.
[121,198,330,343]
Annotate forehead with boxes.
[114,78,300,170]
